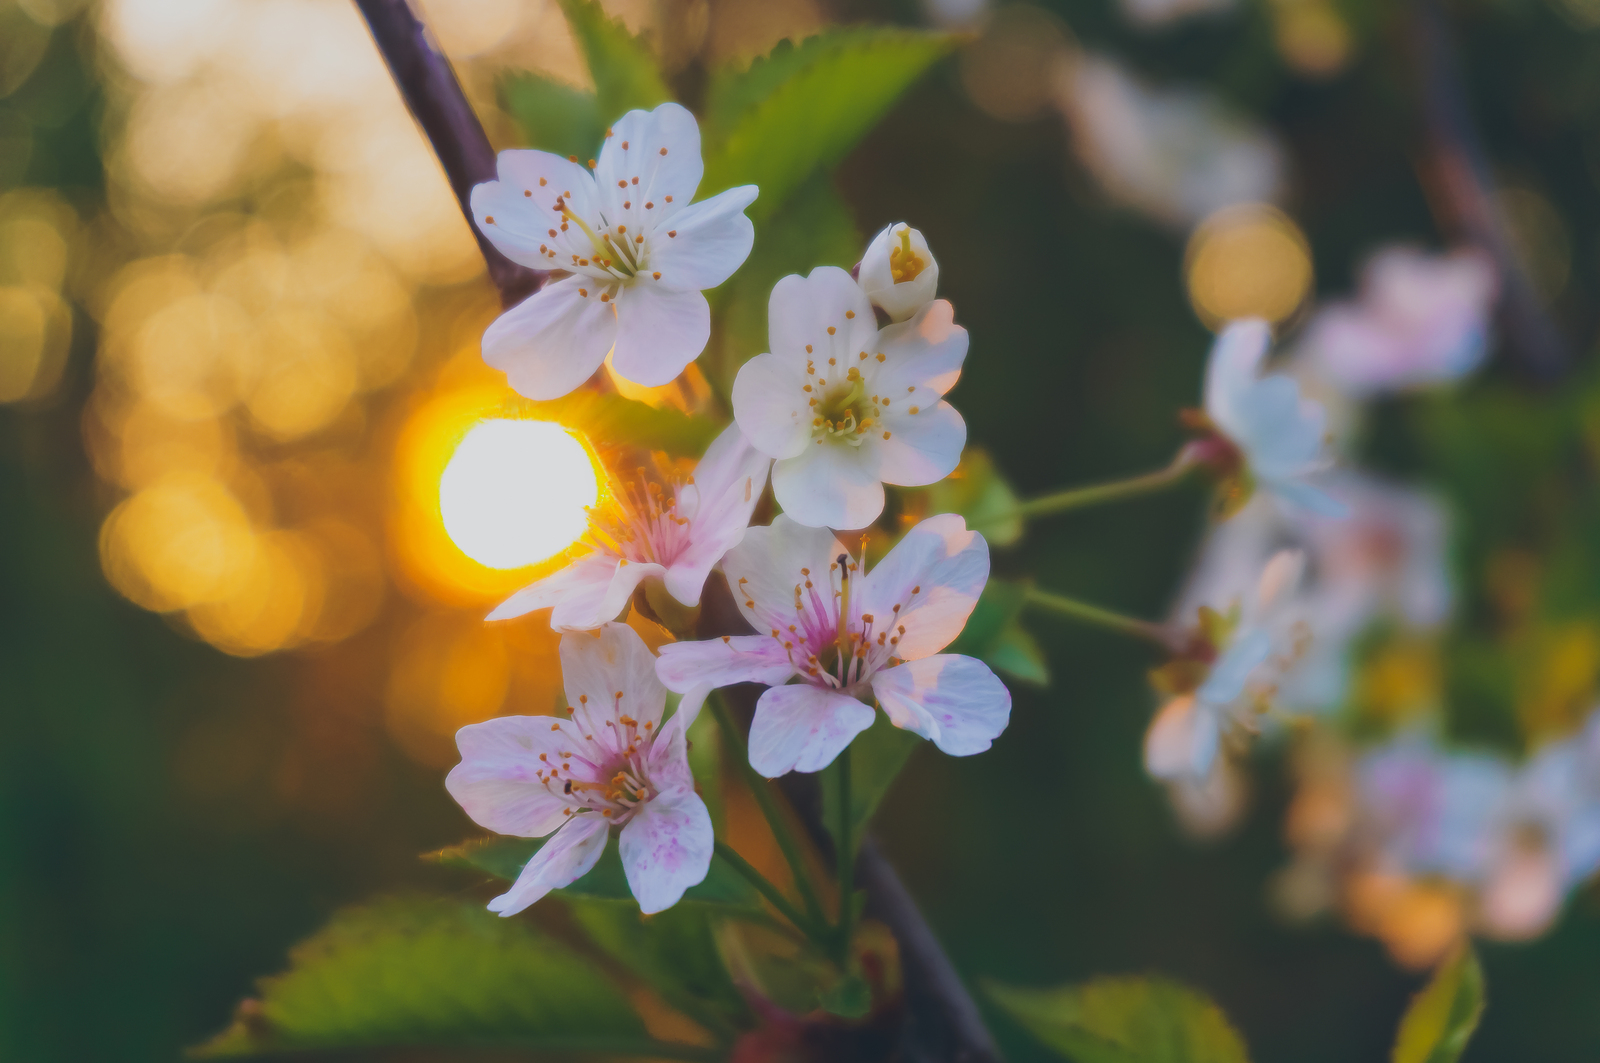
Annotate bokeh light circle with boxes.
[439,419,597,570]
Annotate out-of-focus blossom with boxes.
[1299,247,1498,397]
[473,103,759,399]
[732,267,968,530]
[1120,0,1235,27]
[446,623,712,916]
[858,223,939,323]
[1055,53,1283,229]
[489,424,770,632]
[656,514,1009,777]
[1202,318,1343,516]
[1178,473,1452,713]
[1145,549,1307,782]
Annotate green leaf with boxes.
[556,0,670,126]
[566,901,748,1029]
[921,448,1025,548]
[986,620,1051,686]
[820,709,920,857]
[700,28,958,219]
[988,976,1251,1063]
[510,388,722,457]
[425,831,762,910]
[194,895,645,1056]
[499,72,604,159]
[1392,945,1486,1063]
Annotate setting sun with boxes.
[438,419,598,570]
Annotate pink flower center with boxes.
[736,551,924,697]
[529,690,660,825]
[587,466,694,569]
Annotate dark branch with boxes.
[857,839,1003,1063]
[1407,0,1566,378]
[353,0,545,308]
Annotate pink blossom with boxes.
[489,423,770,631]
[1300,247,1498,396]
[445,622,712,916]
[655,513,1010,777]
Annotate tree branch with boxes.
[1407,0,1566,378]
[353,0,545,309]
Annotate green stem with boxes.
[834,744,856,967]
[714,840,826,942]
[1024,586,1173,648]
[1014,454,1196,520]
[708,692,828,927]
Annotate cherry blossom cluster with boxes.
[445,103,1009,917]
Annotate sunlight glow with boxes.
[439,419,597,570]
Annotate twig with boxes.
[353,0,545,309]
[858,838,1002,1063]
[1407,0,1566,378]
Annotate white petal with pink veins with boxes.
[446,714,585,838]
[748,683,876,777]
[560,623,667,731]
[720,517,845,634]
[487,813,610,917]
[860,513,989,660]
[619,788,714,914]
[487,553,616,623]
[655,635,798,694]
[871,654,1011,756]
[482,275,617,401]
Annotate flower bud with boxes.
[858,223,939,322]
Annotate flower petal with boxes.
[664,443,771,607]
[610,283,710,388]
[733,351,812,460]
[446,715,584,838]
[771,443,886,530]
[647,184,758,292]
[487,552,612,622]
[766,267,878,363]
[487,813,610,917]
[747,683,876,777]
[720,515,846,634]
[561,621,668,731]
[1203,318,1271,439]
[594,102,704,227]
[1196,627,1272,706]
[483,275,617,400]
[1143,695,1219,781]
[860,513,989,660]
[655,635,798,693]
[870,654,1011,756]
[547,557,663,633]
[872,300,968,398]
[873,399,966,488]
[471,150,601,270]
[619,788,714,914]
